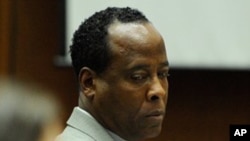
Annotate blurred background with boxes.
[1,0,250,141]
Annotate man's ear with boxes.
[79,67,96,99]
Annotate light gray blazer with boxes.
[56,107,115,141]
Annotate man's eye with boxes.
[131,74,147,81]
[158,72,170,78]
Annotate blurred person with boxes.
[0,79,63,141]
[56,7,169,141]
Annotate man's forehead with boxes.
[107,21,164,51]
[108,21,149,40]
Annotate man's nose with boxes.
[146,77,168,102]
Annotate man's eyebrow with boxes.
[129,64,150,71]
[160,61,169,67]
[128,61,169,71]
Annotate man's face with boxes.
[93,21,169,141]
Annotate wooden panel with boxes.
[0,0,11,76]
[12,0,78,121]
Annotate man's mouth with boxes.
[146,110,165,119]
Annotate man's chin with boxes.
[140,125,163,140]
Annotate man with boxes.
[57,7,169,141]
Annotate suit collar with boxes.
[67,107,114,141]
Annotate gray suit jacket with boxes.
[56,107,115,141]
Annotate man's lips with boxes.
[146,110,165,117]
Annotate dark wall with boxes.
[148,69,250,141]
[1,1,250,141]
